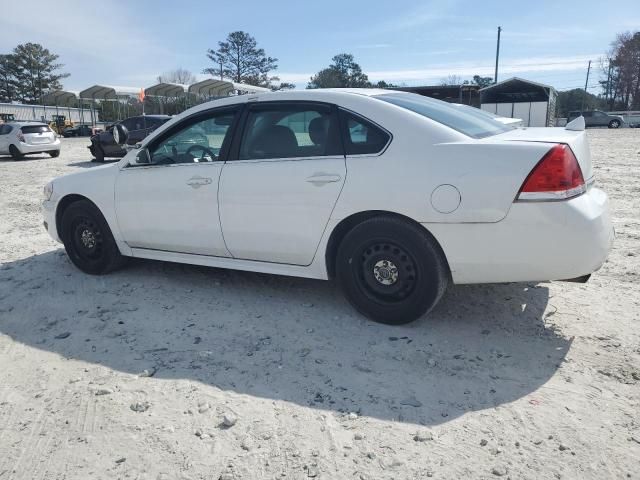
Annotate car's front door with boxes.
[114,107,240,256]
[218,102,346,266]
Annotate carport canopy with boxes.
[145,83,188,97]
[41,90,79,107]
[188,79,270,97]
[79,85,141,100]
[480,77,555,103]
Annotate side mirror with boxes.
[130,148,151,166]
[113,124,129,145]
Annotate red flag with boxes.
[138,88,145,102]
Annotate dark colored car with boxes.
[89,115,171,162]
[62,124,96,138]
[567,110,624,129]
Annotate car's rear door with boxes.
[218,101,346,265]
[114,106,240,256]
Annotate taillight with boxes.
[516,144,585,201]
[17,131,25,142]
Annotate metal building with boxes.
[480,77,557,127]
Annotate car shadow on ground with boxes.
[0,154,53,162]
[0,250,569,426]
[67,159,117,168]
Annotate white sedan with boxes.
[42,89,613,324]
[0,122,61,159]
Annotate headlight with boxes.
[43,182,53,201]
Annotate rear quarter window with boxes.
[339,110,391,155]
[376,93,510,139]
[21,125,51,134]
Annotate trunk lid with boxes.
[492,127,593,180]
[21,125,56,145]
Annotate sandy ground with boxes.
[0,130,638,480]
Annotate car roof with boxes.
[12,121,49,126]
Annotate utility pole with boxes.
[581,60,591,112]
[605,61,613,108]
[494,26,502,84]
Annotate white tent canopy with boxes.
[79,85,141,100]
[145,83,189,97]
[41,90,79,107]
[188,79,270,98]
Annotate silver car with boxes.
[0,122,61,159]
[568,110,624,129]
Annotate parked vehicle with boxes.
[568,110,624,128]
[89,115,170,162]
[0,122,61,159]
[43,89,613,325]
[62,124,96,138]
[0,113,16,124]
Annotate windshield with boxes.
[375,92,511,139]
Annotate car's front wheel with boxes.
[608,119,621,128]
[60,200,125,275]
[336,216,449,325]
[49,150,60,158]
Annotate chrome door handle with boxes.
[187,176,212,189]
[305,173,342,186]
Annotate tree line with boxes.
[3,30,639,116]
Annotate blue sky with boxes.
[1,0,638,92]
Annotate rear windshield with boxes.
[21,125,51,134]
[375,93,511,139]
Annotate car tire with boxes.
[60,200,126,275]
[9,145,23,160]
[608,120,621,129]
[92,143,105,162]
[336,216,449,325]
[49,150,60,158]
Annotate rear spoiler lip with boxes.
[565,116,585,131]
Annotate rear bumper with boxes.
[17,139,61,154]
[427,187,614,284]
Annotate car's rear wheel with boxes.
[9,145,23,160]
[60,200,125,275]
[49,150,60,158]
[608,120,621,129]
[336,216,449,325]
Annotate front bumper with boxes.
[42,198,61,243]
[18,139,61,154]
[427,187,614,284]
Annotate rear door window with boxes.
[339,110,391,155]
[238,103,341,160]
[21,125,50,134]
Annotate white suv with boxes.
[0,122,61,159]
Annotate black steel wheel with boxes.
[336,216,449,325]
[60,200,125,274]
[9,145,23,160]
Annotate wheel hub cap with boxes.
[373,259,399,286]
[80,229,96,249]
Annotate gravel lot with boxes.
[0,131,639,479]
